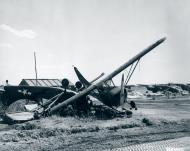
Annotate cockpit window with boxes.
[103,79,115,88]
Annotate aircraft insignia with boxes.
[18,89,32,96]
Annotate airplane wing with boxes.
[2,85,64,105]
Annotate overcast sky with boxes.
[0,0,190,85]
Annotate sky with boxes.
[0,0,190,85]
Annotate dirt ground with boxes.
[0,96,190,151]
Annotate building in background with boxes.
[19,79,74,89]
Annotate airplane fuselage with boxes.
[93,86,127,107]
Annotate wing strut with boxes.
[125,59,140,85]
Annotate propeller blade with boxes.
[120,74,125,105]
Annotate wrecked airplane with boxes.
[0,37,166,124]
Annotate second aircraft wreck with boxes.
[0,37,166,124]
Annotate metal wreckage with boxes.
[0,37,166,124]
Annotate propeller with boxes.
[120,74,126,105]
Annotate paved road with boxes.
[109,137,190,151]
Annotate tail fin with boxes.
[73,66,91,88]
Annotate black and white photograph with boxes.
[0,0,190,150]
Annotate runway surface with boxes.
[111,137,190,151]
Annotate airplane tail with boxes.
[73,66,91,88]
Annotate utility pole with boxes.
[34,52,38,86]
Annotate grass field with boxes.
[0,96,189,150]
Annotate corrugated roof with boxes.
[19,79,74,87]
